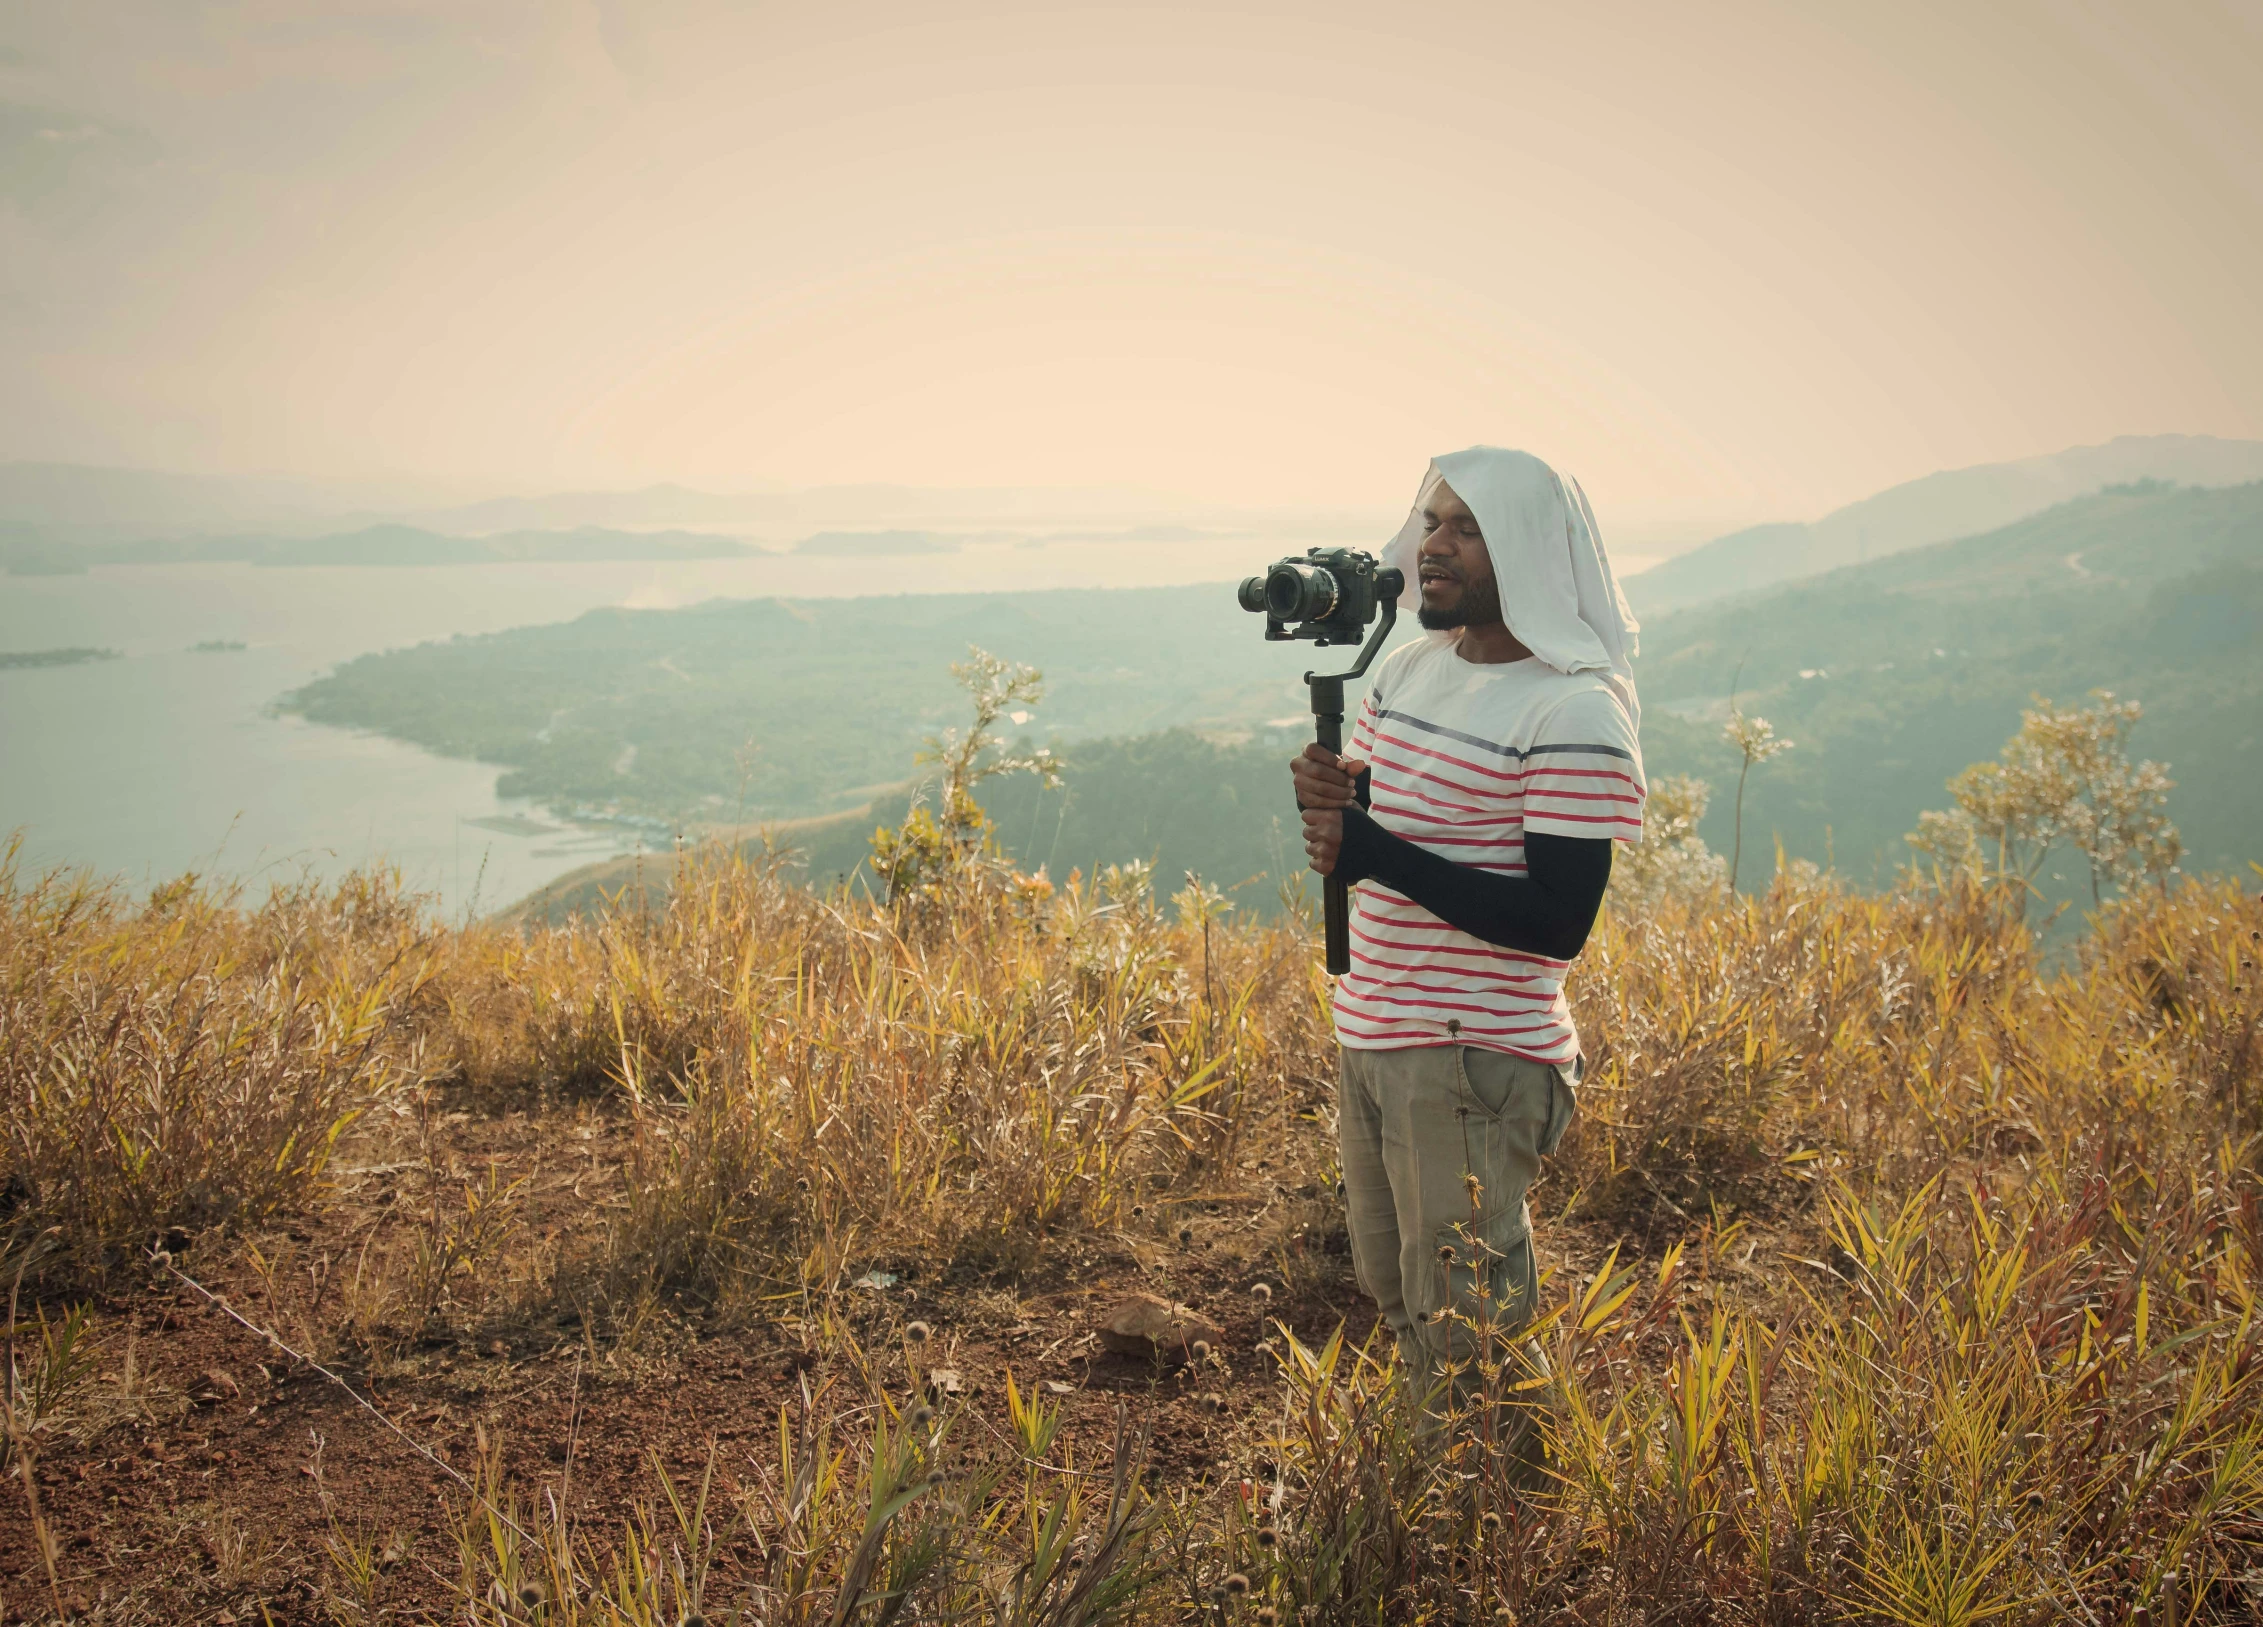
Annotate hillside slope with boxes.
[1634,480,2263,885]
[508,729,1312,923]
[1627,434,2263,615]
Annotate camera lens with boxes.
[1236,576,1270,613]
[1265,562,1337,623]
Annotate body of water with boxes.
[0,537,1260,914]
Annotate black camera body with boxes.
[1238,547,1405,647]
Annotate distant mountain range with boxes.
[1,524,752,573]
[0,462,1354,553]
[1626,434,2263,615]
[15,438,2262,593]
[0,464,442,539]
[0,464,1147,535]
[788,524,1241,555]
[793,530,965,556]
[256,526,752,566]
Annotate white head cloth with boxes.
[1379,446,1643,734]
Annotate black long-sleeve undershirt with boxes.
[1332,798,1614,962]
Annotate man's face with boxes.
[1415,479,1504,632]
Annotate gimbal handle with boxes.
[1307,593,1399,976]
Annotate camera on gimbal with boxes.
[1238,547,1405,647]
[1236,545,1404,975]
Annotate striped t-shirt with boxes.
[1333,638,1645,1064]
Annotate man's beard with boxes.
[1416,573,1503,631]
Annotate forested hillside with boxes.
[780,480,2263,910]
[288,583,1336,824]
[277,483,2260,917]
[1633,479,2263,885]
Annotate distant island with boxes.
[789,527,1203,554]
[0,646,122,670]
[255,525,757,567]
[0,552,88,576]
[0,525,758,574]
[793,530,960,555]
[191,639,248,653]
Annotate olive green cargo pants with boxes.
[1336,1043,1578,1431]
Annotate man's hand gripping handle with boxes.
[1292,739,1368,975]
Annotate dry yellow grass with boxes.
[3,826,2261,1621]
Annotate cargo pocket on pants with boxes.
[1421,1200,1537,1362]
[1537,1056,1582,1159]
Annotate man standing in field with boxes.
[1291,447,1644,1436]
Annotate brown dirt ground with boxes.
[0,1089,1661,1625]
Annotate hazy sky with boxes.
[5,2,2260,535]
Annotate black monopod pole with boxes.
[1307,672,1352,975]
[1299,579,1398,977]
